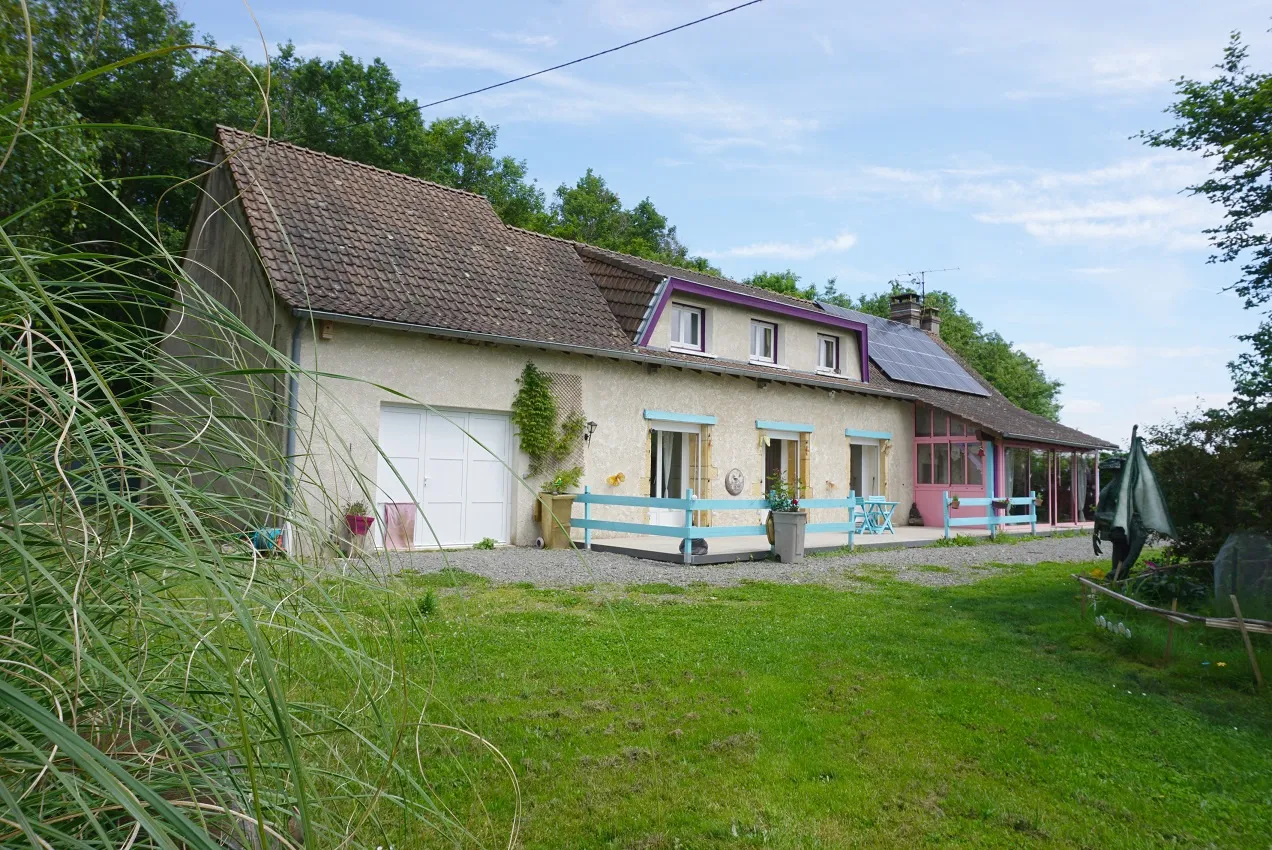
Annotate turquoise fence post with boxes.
[1029,490,1037,535]
[583,486,592,550]
[943,491,951,539]
[684,488,695,565]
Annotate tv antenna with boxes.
[898,267,959,301]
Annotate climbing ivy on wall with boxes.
[511,362,586,481]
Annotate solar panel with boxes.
[818,302,990,396]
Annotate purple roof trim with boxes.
[638,277,871,383]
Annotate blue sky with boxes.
[182,0,1272,444]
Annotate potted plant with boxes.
[538,467,582,549]
[949,494,961,510]
[992,497,1011,510]
[765,478,807,563]
[341,501,375,556]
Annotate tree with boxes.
[538,168,719,273]
[841,282,1063,419]
[1141,32,1272,312]
[742,269,817,300]
[1139,28,1272,554]
[1,0,100,240]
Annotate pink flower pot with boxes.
[345,514,375,536]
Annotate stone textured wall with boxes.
[645,294,864,381]
[294,324,914,546]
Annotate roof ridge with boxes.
[570,241,832,309]
[214,124,496,204]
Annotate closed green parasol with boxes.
[1093,425,1177,581]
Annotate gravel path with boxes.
[382,534,1095,589]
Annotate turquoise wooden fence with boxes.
[942,491,1036,539]
[575,488,862,564]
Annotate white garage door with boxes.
[375,406,512,548]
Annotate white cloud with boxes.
[703,230,858,261]
[490,32,559,49]
[1020,342,1228,370]
[275,11,818,152]
[798,152,1217,252]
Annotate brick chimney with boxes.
[920,305,942,335]
[889,292,922,327]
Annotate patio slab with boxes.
[587,522,1093,564]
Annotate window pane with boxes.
[950,442,966,485]
[688,310,700,347]
[915,403,931,436]
[917,444,933,484]
[671,307,683,343]
[752,322,775,360]
[934,443,949,485]
[950,419,966,436]
[967,442,983,486]
[1056,453,1074,524]
[1007,447,1029,514]
[934,412,948,437]
[1080,453,1098,520]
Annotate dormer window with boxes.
[818,334,839,373]
[750,320,777,363]
[670,303,704,352]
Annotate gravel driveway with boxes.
[381,534,1095,589]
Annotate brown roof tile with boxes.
[578,254,658,340]
[208,128,1114,450]
[573,243,823,312]
[214,126,632,350]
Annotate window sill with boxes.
[668,345,716,359]
[749,358,785,369]
[816,368,841,377]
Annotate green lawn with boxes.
[322,560,1271,849]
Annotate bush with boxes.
[418,589,438,617]
[473,537,497,550]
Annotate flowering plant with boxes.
[765,477,802,512]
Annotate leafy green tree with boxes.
[1140,27,1272,552]
[741,269,818,300]
[832,282,1062,419]
[539,168,718,273]
[1,0,100,240]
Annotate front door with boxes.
[649,429,689,526]
[850,442,880,498]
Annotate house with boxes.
[165,126,1115,551]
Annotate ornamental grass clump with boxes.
[1,42,515,849]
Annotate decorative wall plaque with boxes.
[725,467,745,496]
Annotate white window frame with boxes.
[750,320,777,364]
[669,303,705,352]
[818,334,839,373]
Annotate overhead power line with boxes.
[340,0,767,132]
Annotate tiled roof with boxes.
[214,126,632,350]
[577,253,657,339]
[573,243,822,313]
[209,127,1114,450]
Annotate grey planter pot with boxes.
[771,510,807,563]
